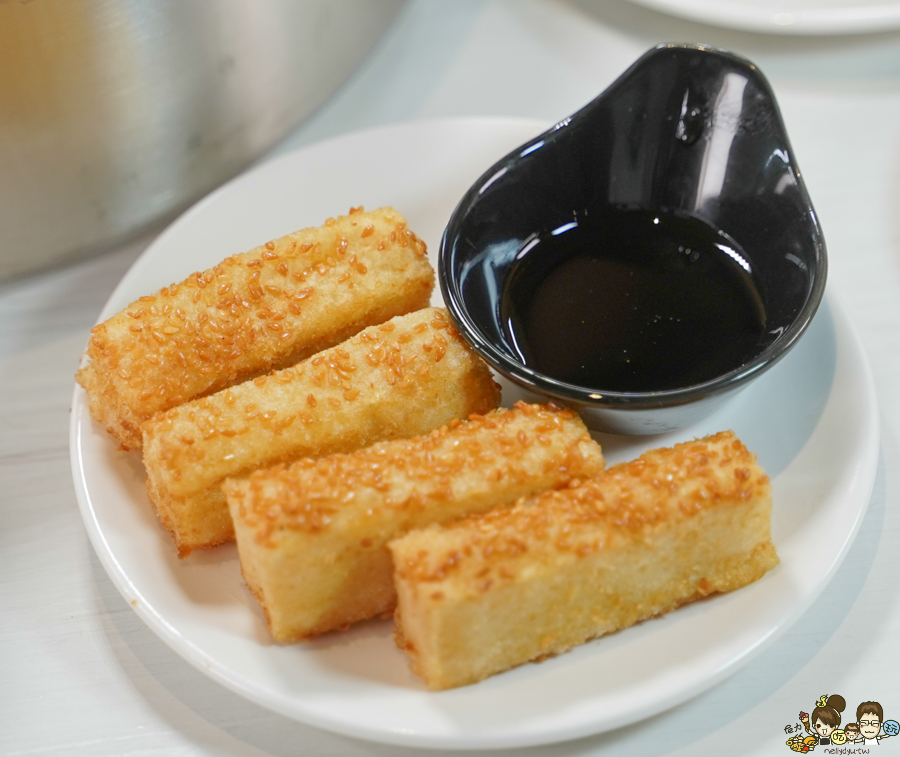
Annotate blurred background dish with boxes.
[0,0,403,281]
[625,0,900,34]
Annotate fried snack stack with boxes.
[78,207,434,450]
[389,431,779,690]
[142,308,501,556]
[224,403,604,641]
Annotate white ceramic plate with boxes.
[70,118,879,750]
[627,0,900,34]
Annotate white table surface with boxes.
[3,1,899,755]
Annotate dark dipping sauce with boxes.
[499,208,767,393]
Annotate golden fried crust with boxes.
[142,308,501,556]
[223,402,604,641]
[76,207,434,450]
[389,431,779,690]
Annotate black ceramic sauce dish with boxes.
[439,44,827,434]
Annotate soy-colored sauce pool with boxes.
[498,208,767,392]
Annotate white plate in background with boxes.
[70,118,879,750]
[627,0,900,34]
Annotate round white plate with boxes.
[70,118,879,750]
[627,0,900,34]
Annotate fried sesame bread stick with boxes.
[223,402,604,641]
[142,308,501,557]
[390,431,779,690]
[77,206,434,450]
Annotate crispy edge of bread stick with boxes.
[389,431,779,690]
[77,206,434,450]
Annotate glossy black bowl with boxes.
[439,44,826,434]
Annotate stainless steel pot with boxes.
[0,0,403,280]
